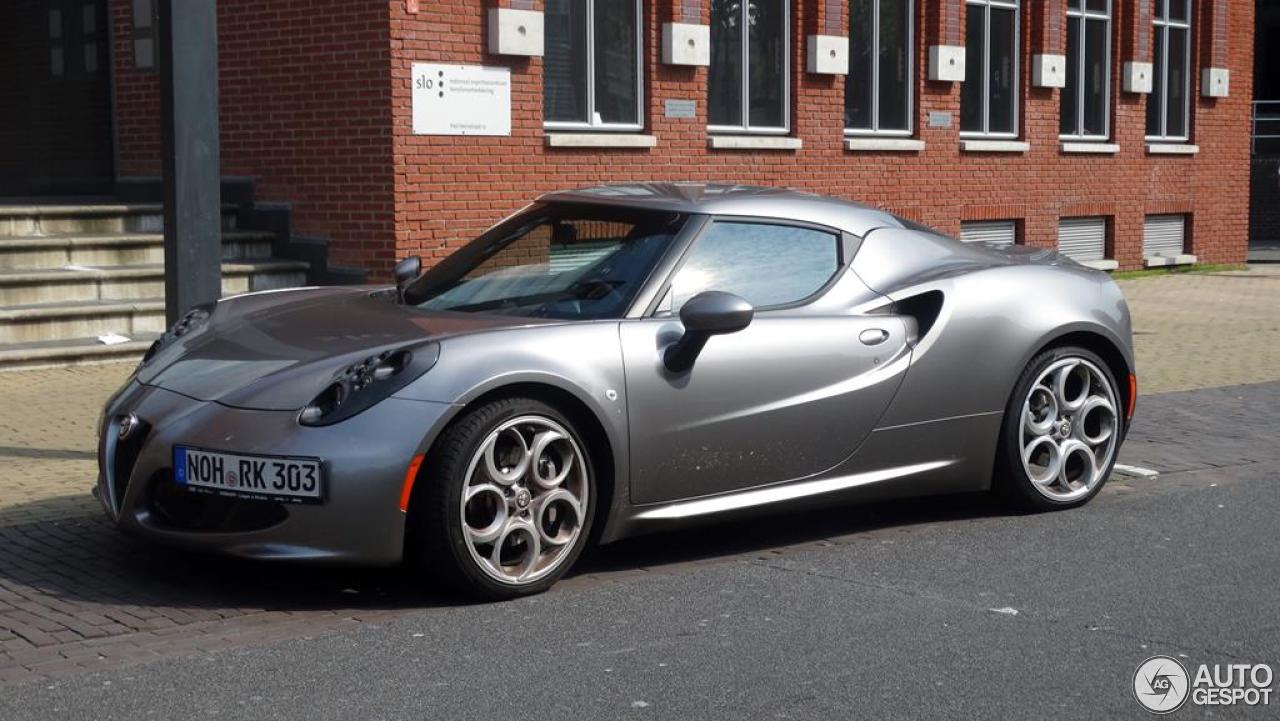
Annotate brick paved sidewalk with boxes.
[1122,265,1280,393]
[0,265,1277,684]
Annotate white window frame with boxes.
[1146,0,1192,143]
[1060,0,1111,141]
[961,0,1021,139]
[844,0,915,137]
[544,0,645,132]
[708,0,791,135]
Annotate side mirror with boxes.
[663,291,754,373]
[393,256,422,302]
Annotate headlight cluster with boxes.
[298,344,439,427]
[139,306,212,368]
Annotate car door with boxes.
[621,219,912,505]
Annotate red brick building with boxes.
[3,0,1256,274]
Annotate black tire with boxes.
[410,397,597,600]
[995,345,1123,512]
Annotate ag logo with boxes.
[1134,656,1190,714]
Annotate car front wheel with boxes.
[997,346,1123,511]
[413,397,595,599]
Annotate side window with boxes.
[668,222,840,312]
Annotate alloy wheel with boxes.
[1020,357,1120,502]
[459,415,589,585]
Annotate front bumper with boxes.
[97,380,454,565]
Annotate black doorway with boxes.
[0,0,114,196]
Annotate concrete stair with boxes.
[0,229,274,269]
[0,202,312,370]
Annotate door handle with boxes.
[859,328,890,346]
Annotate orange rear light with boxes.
[1127,374,1137,420]
[399,454,425,512]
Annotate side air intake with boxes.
[894,291,944,345]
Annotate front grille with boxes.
[104,416,149,514]
[145,471,289,532]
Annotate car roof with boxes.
[536,183,905,237]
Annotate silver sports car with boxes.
[97,184,1136,598]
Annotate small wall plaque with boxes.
[927,112,952,129]
[665,99,697,119]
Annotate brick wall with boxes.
[110,0,396,270]
[383,0,1253,272]
[112,0,1255,273]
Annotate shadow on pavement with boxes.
[0,490,1005,619]
[0,446,97,461]
[576,491,1003,574]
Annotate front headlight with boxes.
[138,305,213,369]
[298,343,440,426]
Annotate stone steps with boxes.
[0,203,237,236]
[0,333,161,372]
[0,230,275,269]
[0,199,317,370]
[0,260,310,306]
[0,299,165,344]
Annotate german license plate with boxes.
[173,446,324,504]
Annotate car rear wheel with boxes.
[412,397,595,599]
[996,346,1123,511]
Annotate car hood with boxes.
[137,286,559,410]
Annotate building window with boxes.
[1147,0,1191,141]
[82,3,101,74]
[132,0,157,71]
[845,0,914,135]
[544,0,643,130]
[1061,0,1110,139]
[709,0,790,134]
[961,0,1020,137]
[49,9,64,77]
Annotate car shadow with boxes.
[0,490,1007,619]
[574,491,1004,576]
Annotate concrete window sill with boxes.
[1146,143,1199,155]
[1061,142,1120,154]
[1080,259,1119,271]
[845,137,925,152]
[1144,254,1197,267]
[708,135,803,151]
[961,140,1030,153]
[544,133,657,148]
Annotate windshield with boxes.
[404,203,687,320]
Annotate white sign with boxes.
[412,63,511,136]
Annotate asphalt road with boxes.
[2,382,1278,721]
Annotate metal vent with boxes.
[959,220,1016,247]
[1143,215,1186,258]
[1057,217,1107,262]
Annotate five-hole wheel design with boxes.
[460,415,589,585]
